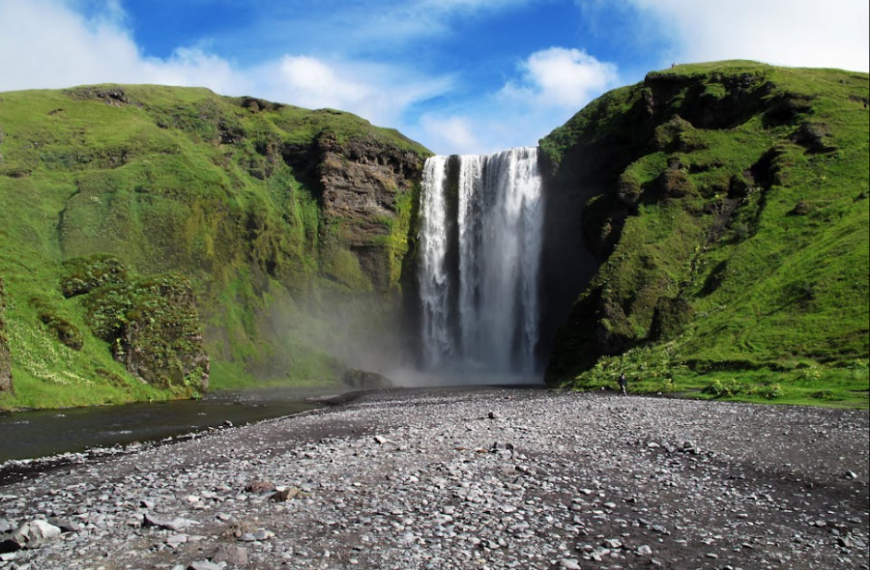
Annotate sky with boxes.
[0,0,867,155]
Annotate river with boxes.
[0,387,345,463]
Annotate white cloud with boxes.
[413,47,622,155]
[253,56,452,128]
[0,0,249,93]
[0,0,450,129]
[624,0,870,72]
[418,114,483,155]
[500,47,620,108]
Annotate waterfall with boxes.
[418,147,544,379]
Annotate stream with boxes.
[0,387,344,463]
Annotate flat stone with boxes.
[213,544,249,565]
[187,561,226,570]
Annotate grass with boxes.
[0,84,428,410]
[542,61,869,407]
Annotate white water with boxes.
[418,147,544,378]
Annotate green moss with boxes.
[0,84,429,409]
[544,62,869,406]
[0,277,12,393]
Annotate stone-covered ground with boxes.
[1,388,868,570]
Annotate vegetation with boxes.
[0,84,428,410]
[543,61,869,408]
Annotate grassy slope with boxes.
[0,85,428,410]
[543,62,869,407]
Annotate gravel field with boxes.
[1,387,868,570]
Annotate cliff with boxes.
[0,85,428,409]
[542,61,869,402]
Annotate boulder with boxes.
[342,369,394,390]
[11,520,62,550]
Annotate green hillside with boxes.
[543,62,870,407]
[0,85,429,409]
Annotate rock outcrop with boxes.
[342,369,394,390]
[317,135,424,292]
[63,255,210,395]
[541,62,869,385]
[0,85,429,407]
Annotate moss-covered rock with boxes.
[60,254,129,298]
[542,61,870,386]
[34,303,85,351]
[84,274,209,395]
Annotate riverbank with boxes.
[1,387,868,569]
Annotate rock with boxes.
[47,518,81,533]
[244,480,276,494]
[0,538,20,554]
[0,519,15,534]
[11,520,62,549]
[844,471,858,480]
[374,435,388,445]
[166,534,188,548]
[342,369,394,390]
[560,559,581,569]
[313,134,425,291]
[187,561,226,570]
[143,513,198,532]
[213,545,249,566]
[636,545,653,556]
[271,487,301,502]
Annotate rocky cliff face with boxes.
[285,132,425,292]
[0,277,11,394]
[541,62,869,386]
[0,85,428,408]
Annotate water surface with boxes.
[0,387,343,463]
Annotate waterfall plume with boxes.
[417,147,544,383]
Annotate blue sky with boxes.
[1,0,868,154]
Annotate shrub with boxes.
[60,254,129,298]
[703,378,743,397]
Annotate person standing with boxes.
[618,372,628,396]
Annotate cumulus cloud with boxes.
[0,0,450,129]
[413,47,622,155]
[254,56,452,127]
[418,114,483,155]
[500,47,620,109]
[624,0,870,72]
[0,0,249,93]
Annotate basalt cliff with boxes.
[0,85,427,408]
[540,61,868,400]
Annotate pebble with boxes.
[0,388,866,570]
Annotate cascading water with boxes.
[418,147,544,380]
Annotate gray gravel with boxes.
[1,387,868,570]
